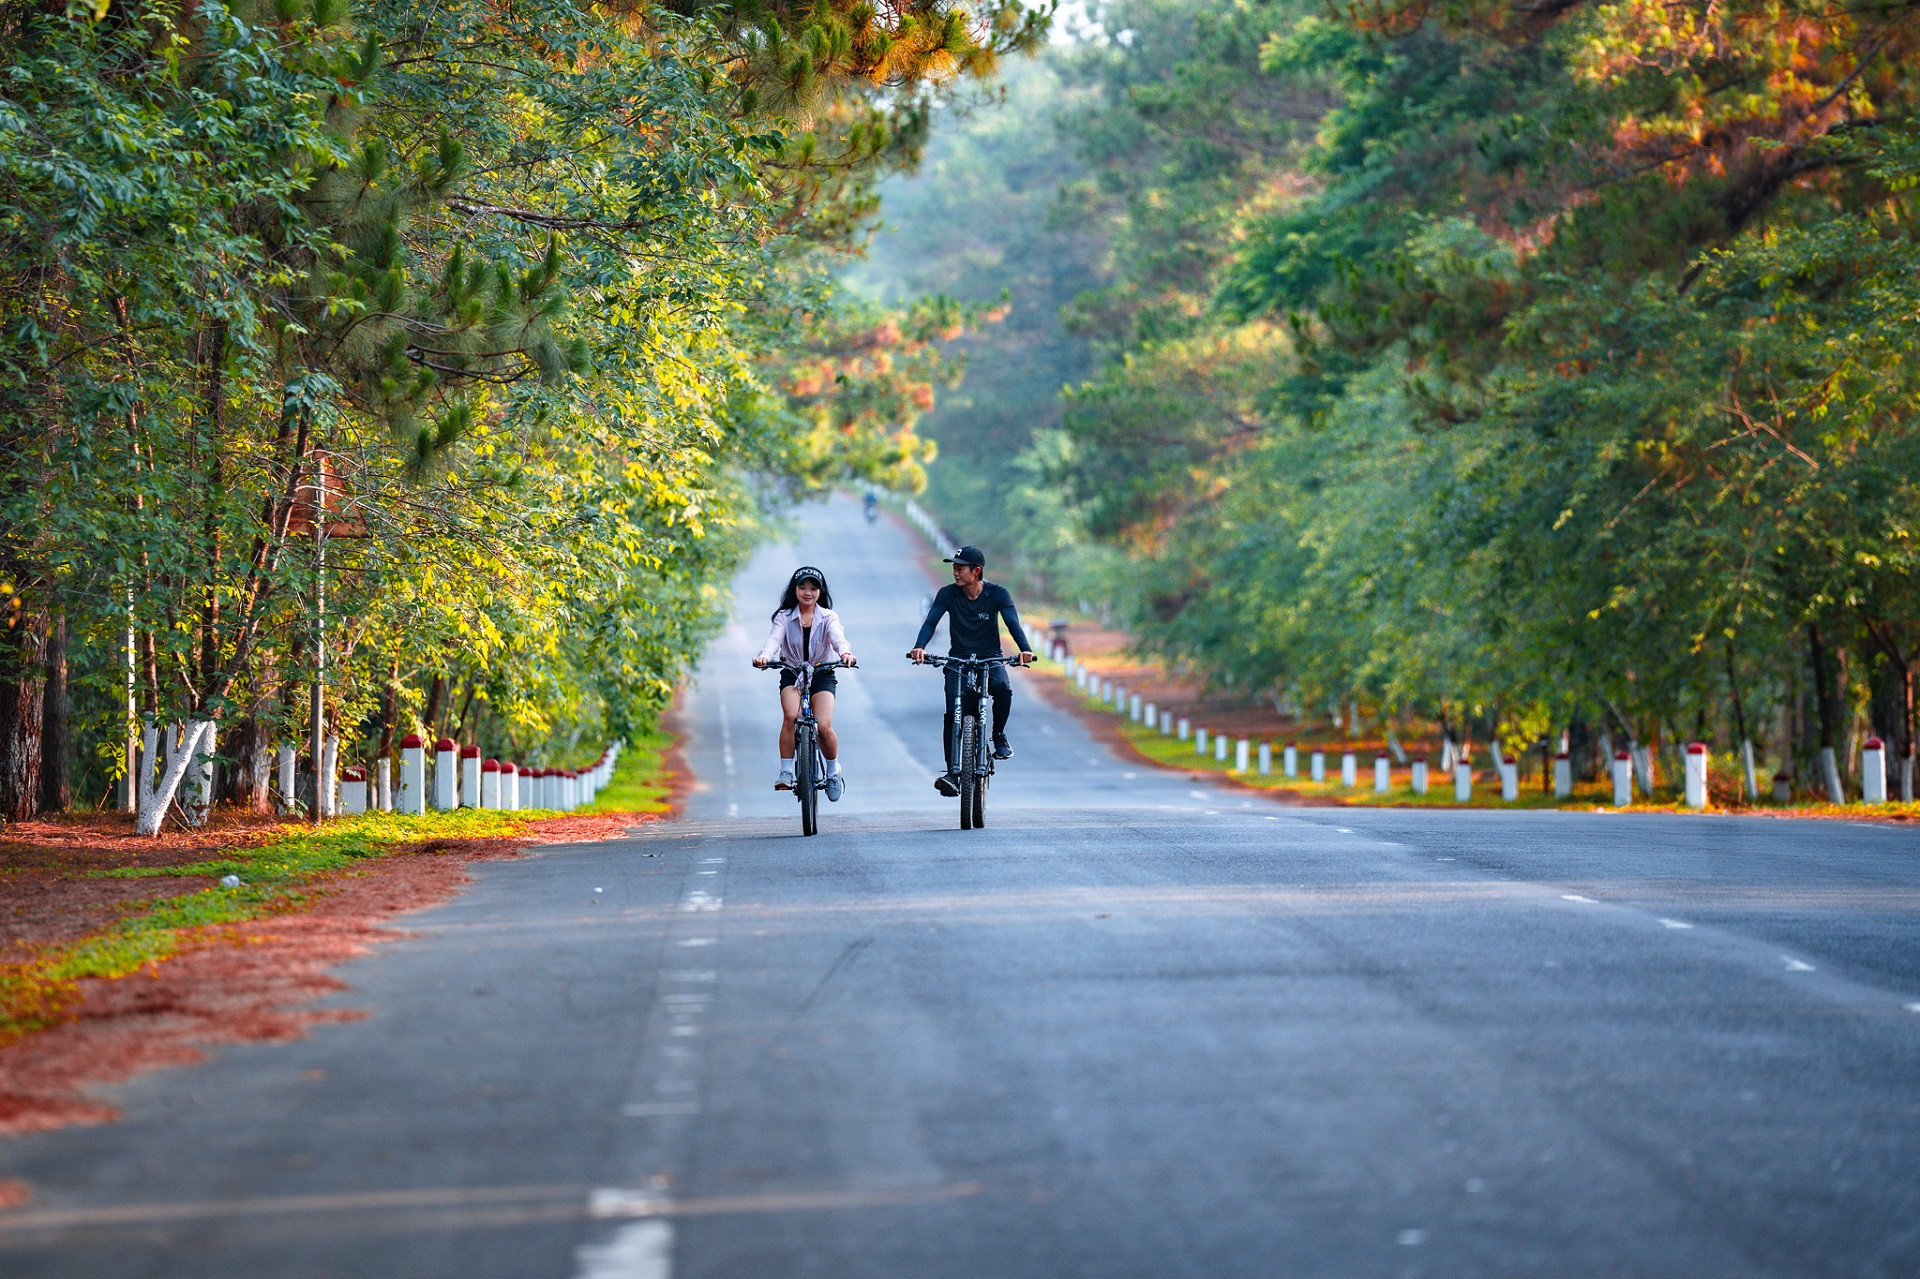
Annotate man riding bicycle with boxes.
[907,545,1035,797]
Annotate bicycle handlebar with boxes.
[909,653,1026,670]
[758,658,858,671]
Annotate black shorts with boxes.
[779,666,838,696]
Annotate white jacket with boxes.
[756,606,851,666]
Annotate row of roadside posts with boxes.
[277,735,623,818]
[1053,651,1903,810]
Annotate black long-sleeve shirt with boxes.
[914,582,1032,657]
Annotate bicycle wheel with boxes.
[972,768,987,828]
[795,726,819,837]
[958,715,979,830]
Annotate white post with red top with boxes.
[341,766,368,815]
[1284,743,1297,777]
[1374,755,1390,792]
[501,762,518,810]
[1612,749,1633,807]
[1454,759,1472,801]
[1501,754,1519,802]
[1340,751,1357,788]
[399,734,427,814]
[461,744,482,809]
[1862,737,1887,804]
[1684,741,1709,809]
[434,737,458,810]
[1411,760,1428,794]
[1554,751,1572,798]
[481,758,502,809]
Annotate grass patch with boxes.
[1,727,679,1045]
[587,729,674,814]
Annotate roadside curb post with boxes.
[1374,755,1390,793]
[1284,742,1297,777]
[1501,755,1519,802]
[341,766,368,815]
[1340,751,1357,788]
[461,745,482,808]
[1554,751,1572,798]
[1611,749,1633,808]
[1235,739,1250,772]
[1862,738,1887,804]
[399,734,427,814]
[1684,742,1709,809]
[1160,710,1174,735]
[1144,701,1156,730]
[1454,759,1472,801]
[1214,734,1229,763]
[434,737,458,809]
[501,761,518,810]
[376,758,392,811]
[481,758,501,809]
[1130,694,1142,723]
[1258,741,1271,776]
[1310,750,1326,783]
[1178,717,1191,741]
[1412,760,1429,795]
[1195,727,1209,756]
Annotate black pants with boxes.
[943,663,1012,772]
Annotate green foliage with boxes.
[0,0,1048,813]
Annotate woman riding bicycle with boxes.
[752,566,857,800]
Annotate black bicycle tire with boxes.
[971,769,986,827]
[958,715,978,830]
[796,726,819,837]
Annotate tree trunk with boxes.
[1808,623,1846,802]
[0,607,50,822]
[39,612,69,813]
[422,673,448,741]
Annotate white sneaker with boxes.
[825,774,845,802]
[775,770,794,791]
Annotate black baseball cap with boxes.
[943,546,986,568]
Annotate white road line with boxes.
[1335,827,1354,834]
[1905,1003,1920,1013]
[1561,894,1598,904]
[719,698,735,777]
[676,938,714,948]
[1658,918,1693,930]
[727,803,738,818]
[1783,956,1816,972]
[574,1219,673,1279]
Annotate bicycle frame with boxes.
[916,653,1020,830]
[762,659,851,837]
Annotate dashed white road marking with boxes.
[1905,1002,1920,1013]
[574,1218,672,1279]
[676,937,714,948]
[1658,918,1693,930]
[1189,790,1208,799]
[1561,894,1598,904]
[1335,827,1354,834]
[726,803,738,818]
[1783,956,1816,972]
[719,698,735,778]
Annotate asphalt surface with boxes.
[5,492,1920,1277]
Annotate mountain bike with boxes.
[761,660,853,836]
[915,653,1020,831]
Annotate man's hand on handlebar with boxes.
[907,647,927,664]
[1017,651,1035,667]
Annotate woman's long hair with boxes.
[772,566,833,621]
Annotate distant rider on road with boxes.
[907,545,1035,796]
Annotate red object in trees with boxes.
[459,744,481,759]
[401,733,424,749]
[482,758,501,773]
[1686,742,1708,755]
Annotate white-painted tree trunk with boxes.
[1385,729,1407,765]
[1903,752,1915,803]
[1819,747,1845,804]
[1630,744,1653,797]
[137,719,214,836]
[319,735,338,819]
[182,722,215,827]
[377,758,392,811]
[1741,740,1758,801]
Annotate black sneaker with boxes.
[934,773,960,797]
[992,733,1014,760]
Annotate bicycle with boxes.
[913,653,1021,831]
[760,659,852,836]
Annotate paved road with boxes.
[5,492,1920,1277]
